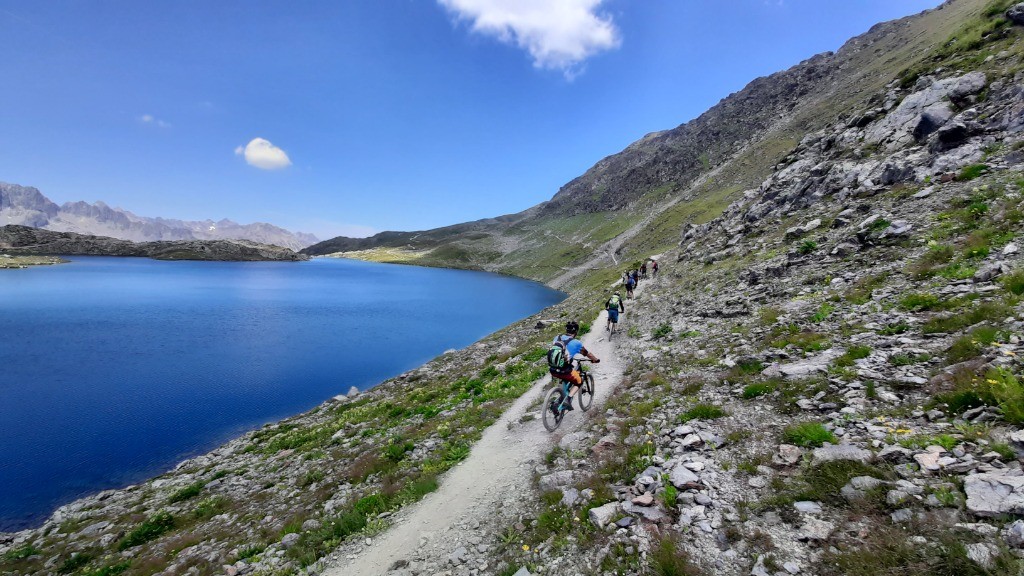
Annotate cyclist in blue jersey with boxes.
[548,321,600,413]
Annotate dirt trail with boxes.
[322,312,629,576]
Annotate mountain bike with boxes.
[542,358,594,432]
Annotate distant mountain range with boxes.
[0,182,319,251]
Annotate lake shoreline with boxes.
[0,255,569,573]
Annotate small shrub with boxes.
[922,301,1011,334]
[649,535,701,576]
[877,321,910,336]
[238,544,266,560]
[951,333,985,362]
[118,511,176,549]
[1001,270,1024,295]
[661,477,678,509]
[59,552,96,574]
[809,303,835,323]
[168,481,205,503]
[300,469,325,487]
[652,323,672,339]
[990,442,1016,461]
[867,218,890,232]
[936,367,1024,423]
[798,240,817,255]
[743,382,774,399]
[679,403,727,423]
[759,306,782,324]
[193,496,229,520]
[956,163,989,181]
[80,562,131,576]
[835,345,871,367]
[3,544,40,561]
[889,352,930,366]
[522,347,547,362]
[899,293,941,311]
[782,422,836,447]
[846,272,889,304]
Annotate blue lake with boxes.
[0,256,564,531]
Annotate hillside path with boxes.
[322,311,630,575]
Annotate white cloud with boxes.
[236,137,292,170]
[437,0,620,77]
[139,113,170,128]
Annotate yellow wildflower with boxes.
[522,544,530,552]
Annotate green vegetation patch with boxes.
[118,511,176,550]
[936,366,1024,423]
[834,345,871,368]
[678,403,727,423]
[782,422,836,447]
[168,481,206,503]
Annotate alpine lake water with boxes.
[0,256,564,532]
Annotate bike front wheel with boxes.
[541,386,565,432]
[578,373,594,412]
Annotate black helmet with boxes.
[565,320,579,335]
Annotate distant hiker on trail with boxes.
[640,261,648,279]
[652,259,659,277]
[547,321,600,413]
[605,291,625,333]
[625,271,636,298]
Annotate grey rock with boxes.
[622,501,668,522]
[670,463,700,488]
[751,555,771,576]
[280,533,300,549]
[966,542,998,569]
[798,517,835,540]
[794,501,822,514]
[776,444,803,465]
[974,262,1004,282]
[588,502,620,528]
[512,568,533,576]
[812,443,873,464]
[538,470,574,492]
[301,519,321,531]
[891,508,914,523]
[1005,520,1024,548]
[1009,2,1024,25]
[449,546,468,565]
[965,473,1024,516]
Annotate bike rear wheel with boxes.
[541,386,565,432]
[578,372,594,411]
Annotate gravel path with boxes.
[322,312,627,576]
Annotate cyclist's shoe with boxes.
[562,396,574,411]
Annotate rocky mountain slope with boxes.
[304,0,994,288]
[0,225,309,262]
[0,183,319,251]
[2,1,1024,576]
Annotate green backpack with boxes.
[547,337,571,372]
[607,295,621,309]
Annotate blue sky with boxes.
[0,0,942,239]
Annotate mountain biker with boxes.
[625,271,636,299]
[652,259,659,277]
[548,321,600,413]
[605,291,624,332]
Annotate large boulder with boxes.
[1009,3,1024,25]
[864,72,986,150]
[964,473,1024,517]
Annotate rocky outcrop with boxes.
[0,225,308,261]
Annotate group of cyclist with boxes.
[546,258,660,416]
